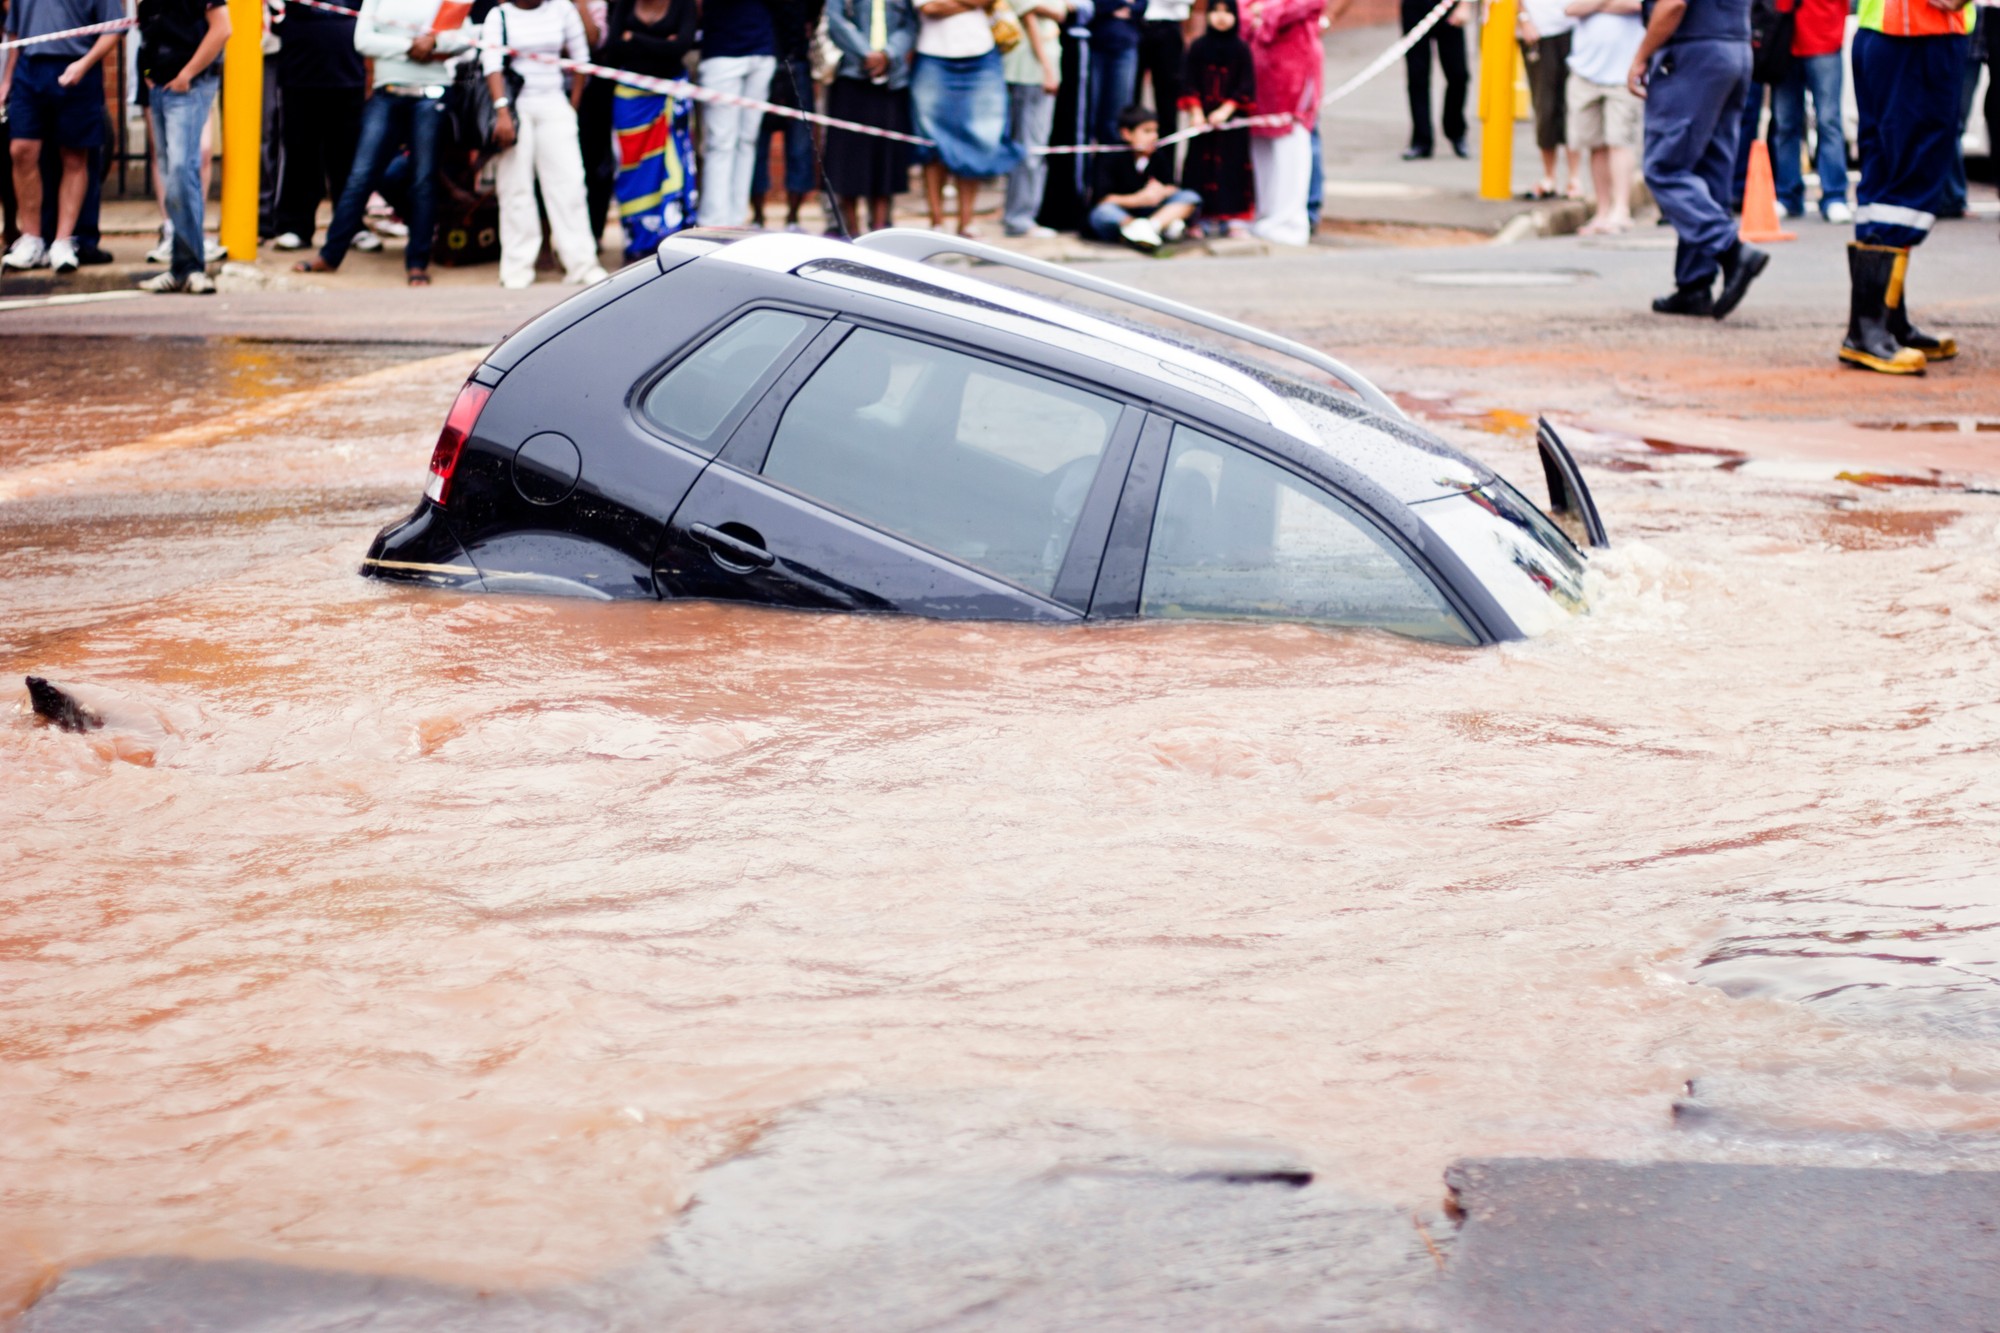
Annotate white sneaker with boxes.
[203,238,226,264]
[185,271,217,294]
[270,232,306,250]
[2,234,49,270]
[1119,217,1163,250]
[138,270,187,293]
[1824,200,1853,225]
[566,264,610,285]
[1161,217,1187,243]
[47,237,79,274]
[351,230,384,252]
[146,228,174,265]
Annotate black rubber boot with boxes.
[1652,280,1715,316]
[1840,242,1927,376]
[1711,241,1769,320]
[1880,245,1957,361]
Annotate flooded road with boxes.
[5,336,2000,1326]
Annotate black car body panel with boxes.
[365,231,1603,642]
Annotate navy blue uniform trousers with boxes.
[1642,38,1751,287]
[1854,29,1967,249]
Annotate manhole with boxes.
[1408,269,1592,287]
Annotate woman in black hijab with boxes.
[1179,0,1256,229]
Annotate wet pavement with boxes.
[5,225,2000,1329]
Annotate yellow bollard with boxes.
[1478,0,1517,201]
[218,0,264,262]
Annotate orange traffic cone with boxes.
[1739,140,1797,243]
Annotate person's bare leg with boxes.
[10,140,43,237]
[55,147,89,240]
[868,194,892,231]
[924,162,946,228]
[836,196,859,234]
[1536,145,1557,194]
[955,174,977,234]
[1580,145,1612,228]
[1605,144,1634,227]
[1563,145,1583,197]
[785,187,806,227]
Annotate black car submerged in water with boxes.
[364,229,1606,644]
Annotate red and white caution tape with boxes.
[2,0,1446,153]
[0,16,135,51]
[1321,0,1458,107]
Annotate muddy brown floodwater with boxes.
[5,336,2000,1328]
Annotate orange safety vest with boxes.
[1857,0,1974,37]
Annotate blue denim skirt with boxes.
[911,49,1024,178]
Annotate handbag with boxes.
[990,0,1023,54]
[811,7,842,84]
[1748,0,1795,85]
[450,9,527,155]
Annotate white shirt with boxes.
[1144,0,1191,20]
[1567,9,1641,85]
[482,0,587,100]
[917,7,994,56]
[1520,0,1573,36]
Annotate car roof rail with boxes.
[851,228,1407,422]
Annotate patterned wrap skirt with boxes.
[614,84,698,260]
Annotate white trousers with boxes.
[696,54,777,227]
[1250,127,1313,248]
[495,94,602,288]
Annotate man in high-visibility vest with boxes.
[1841,0,1971,374]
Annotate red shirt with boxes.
[1782,0,1847,57]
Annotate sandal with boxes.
[407,268,432,287]
[292,257,336,273]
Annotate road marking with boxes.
[0,289,145,313]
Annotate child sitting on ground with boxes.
[1088,105,1204,250]
[1179,0,1256,236]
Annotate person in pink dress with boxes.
[1243,0,1321,244]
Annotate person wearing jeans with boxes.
[1003,0,1065,235]
[697,0,779,226]
[296,0,470,285]
[1769,53,1847,220]
[136,0,231,292]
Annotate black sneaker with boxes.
[1711,241,1769,320]
[1652,282,1715,316]
[1449,137,1470,159]
[1401,145,1432,160]
[74,242,115,266]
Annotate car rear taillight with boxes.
[424,381,493,505]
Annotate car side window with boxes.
[640,309,816,454]
[1142,426,1476,644]
[760,328,1121,598]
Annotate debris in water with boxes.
[25,677,102,733]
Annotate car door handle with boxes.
[689,522,775,570]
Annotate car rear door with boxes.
[653,321,1143,621]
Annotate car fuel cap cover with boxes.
[513,432,582,505]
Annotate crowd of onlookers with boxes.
[2,0,1996,292]
[0,0,1365,291]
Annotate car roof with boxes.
[699,232,1486,505]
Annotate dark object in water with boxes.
[26,677,102,732]
[1186,1169,1316,1188]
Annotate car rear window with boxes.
[640,309,816,453]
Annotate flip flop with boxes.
[407,269,432,287]
[293,257,335,273]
